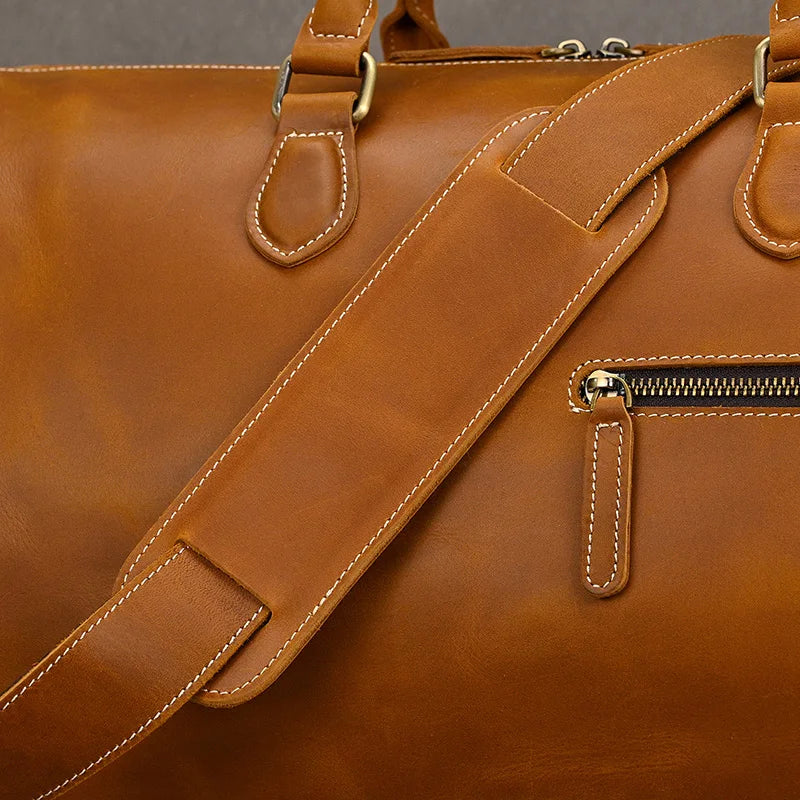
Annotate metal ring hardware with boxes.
[754,36,771,109]
[272,52,378,124]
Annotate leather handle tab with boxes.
[734,82,800,259]
[246,91,361,267]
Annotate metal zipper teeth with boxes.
[621,374,800,401]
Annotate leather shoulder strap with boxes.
[1,37,795,800]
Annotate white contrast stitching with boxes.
[0,547,187,714]
[776,1,800,23]
[410,0,435,27]
[0,64,281,73]
[308,0,373,39]
[31,605,263,800]
[741,121,800,249]
[252,130,347,258]
[0,58,649,74]
[505,37,746,177]
[568,353,800,412]
[586,422,623,590]
[637,409,800,419]
[122,110,552,590]
[202,169,661,697]
[0,59,640,73]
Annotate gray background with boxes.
[0,1,769,66]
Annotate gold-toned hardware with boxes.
[584,370,633,410]
[598,37,645,58]
[352,52,378,123]
[272,52,378,124]
[754,36,770,109]
[541,39,591,59]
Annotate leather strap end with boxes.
[0,546,267,800]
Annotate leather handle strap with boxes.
[291,0,379,77]
[290,0,448,70]
[381,0,449,59]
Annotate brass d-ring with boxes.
[271,52,378,124]
[754,36,771,109]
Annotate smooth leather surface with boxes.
[3,2,800,797]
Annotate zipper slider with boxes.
[541,39,592,59]
[597,37,646,58]
[581,371,634,598]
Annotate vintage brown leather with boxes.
[3,2,800,798]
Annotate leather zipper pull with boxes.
[582,388,634,598]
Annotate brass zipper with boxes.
[582,365,800,409]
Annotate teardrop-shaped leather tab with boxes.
[735,83,800,260]
[247,91,360,268]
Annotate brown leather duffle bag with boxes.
[4,1,800,797]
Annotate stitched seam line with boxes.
[308,0,373,39]
[202,169,660,697]
[252,131,347,257]
[586,422,623,590]
[122,110,551,589]
[504,37,744,177]
[0,60,643,73]
[742,121,800,248]
[31,605,263,800]
[567,352,800,412]
[776,1,800,23]
[637,410,800,418]
[0,546,187,714]
[410,0,435,27]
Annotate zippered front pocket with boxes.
[583,365,800,409]
[570,356,800,598]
